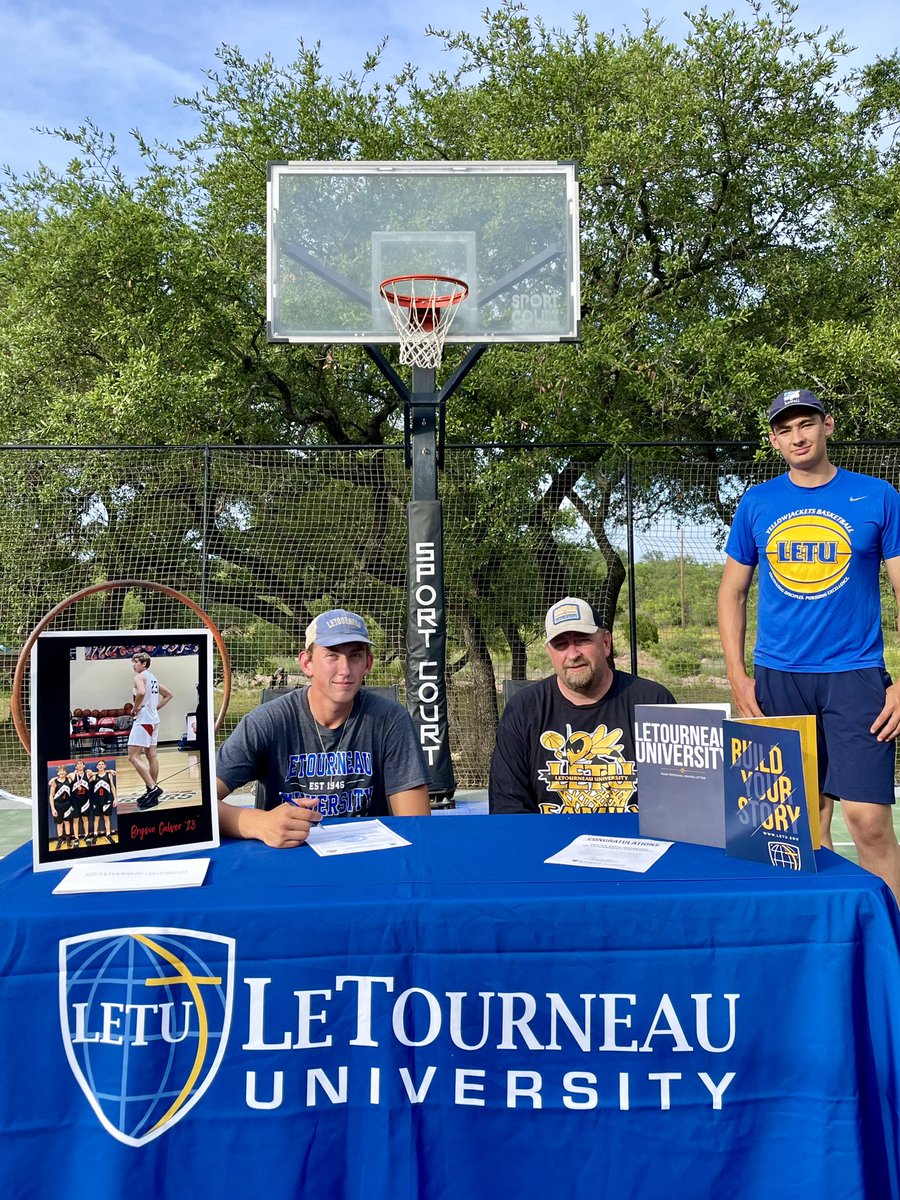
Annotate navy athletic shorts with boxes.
[754,666,896,804]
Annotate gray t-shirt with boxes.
[216,688,430,817]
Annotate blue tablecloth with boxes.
[1,814,899,1200]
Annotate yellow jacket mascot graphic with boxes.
[537,723,637,813]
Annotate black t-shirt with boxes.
[489,671,675,813]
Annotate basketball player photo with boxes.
[30,629,219,872]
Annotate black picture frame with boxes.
[31,629,218,872]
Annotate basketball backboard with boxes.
[267,161,580,345]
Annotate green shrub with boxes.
[661,652,703,675]
[623,612,659,648]
[664,630,704,654]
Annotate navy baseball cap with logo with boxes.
[767,389,825,425]
[305,609,373,649]
[544,597,604,643]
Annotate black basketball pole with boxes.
[364,345,486,809]
[406,365,455,806]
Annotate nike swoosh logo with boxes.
[849,496,866,501]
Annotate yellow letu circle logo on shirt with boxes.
[764,514,852,596]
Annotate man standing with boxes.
[216,609,431,847]
[69,759,92,844]
[49,764,75,850]
[127,651,172,810]
[717,388,900,902]
[489,597,675,814]
[90,759,118,844]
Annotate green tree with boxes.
[1,0,898,732]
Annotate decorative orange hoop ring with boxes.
[11,580,233,754]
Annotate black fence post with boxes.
[201,445,211,610]
[625,455,638,675]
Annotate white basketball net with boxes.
[379,276,468,370]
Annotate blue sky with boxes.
[0,0,896,180]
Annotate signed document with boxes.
[545,835,672,873]
[305,819,412,857]
[53,858,210,895]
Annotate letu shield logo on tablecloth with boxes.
[59,927,235,1146]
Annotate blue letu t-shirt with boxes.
[725,468,900,671]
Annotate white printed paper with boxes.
[305,819,411,856]
[53,858,210,894]
[544,835,672,873]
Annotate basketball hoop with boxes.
[379,275,468,370]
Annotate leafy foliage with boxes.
[1,0,899,733]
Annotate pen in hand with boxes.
[285,796,325,827]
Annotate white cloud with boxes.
[0,0,896,179]
[1,5,197,106]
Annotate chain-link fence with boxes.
[2,441,899,795]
